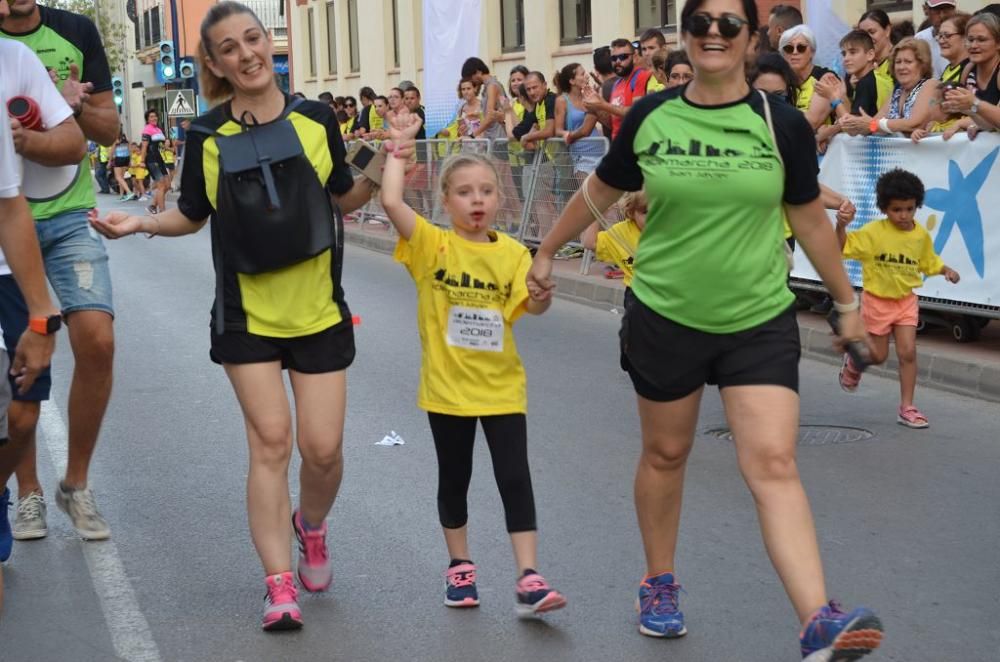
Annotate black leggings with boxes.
[427,412,537,533]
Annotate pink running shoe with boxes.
[515,571,567,617]
[262,572,303,631]
[838,353,862,393]
[293,510,332,592]
[444,562,480,607]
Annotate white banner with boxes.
[804,0,851,74]
[793,134,1000,310]
[422,0,481,135]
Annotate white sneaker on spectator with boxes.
[56,484,110,540]
[12,492,47,540]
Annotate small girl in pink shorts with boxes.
[835,168,960,428]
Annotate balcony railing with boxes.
[244,0,289,38]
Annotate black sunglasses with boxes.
[610,53,632,62]
[684,13,749,39]
[782,43,810,54]
[345,102,356,107]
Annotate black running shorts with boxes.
[620,297,800,402]
[210,320,355,373]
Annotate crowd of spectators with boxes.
[299,1,1000,162]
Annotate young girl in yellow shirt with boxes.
[380,110,566,617]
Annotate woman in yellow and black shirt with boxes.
[91,1,380,633]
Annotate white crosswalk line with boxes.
[39,400,162,662]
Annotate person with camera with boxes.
[90,1,383,631]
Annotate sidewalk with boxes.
[345,220,1000,403]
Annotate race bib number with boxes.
[446,306,503,352]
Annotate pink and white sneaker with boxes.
[293,510,332,592]
[262,571,303,631]
[515,571,567,617]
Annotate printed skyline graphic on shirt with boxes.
[926,147,996,279]
[432,268,512,304]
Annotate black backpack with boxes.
[189,98,345,333]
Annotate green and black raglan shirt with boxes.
[178,96,355,338]
[1,5,111,220]
[595,88,820,334]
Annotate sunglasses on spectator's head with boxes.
[782,43,810,54]
[631,41,641,49]
[684,13,749,39]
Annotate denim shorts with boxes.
[36,209,114,317]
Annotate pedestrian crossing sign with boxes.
[167,89,197,117]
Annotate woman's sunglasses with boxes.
[684,13,749,39]
[782,43,810,55]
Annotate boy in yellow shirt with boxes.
[836,169,960,428]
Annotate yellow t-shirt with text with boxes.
[595,219,641,287]
[394,215,533,416]
[843,219,944,299]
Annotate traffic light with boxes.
[178,58,195,79]
[111,77,125,108]
[157,40,175,80]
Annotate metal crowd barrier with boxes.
[347,136,625,276]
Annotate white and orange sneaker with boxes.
[293,510,332,592]
[262,571,303,631]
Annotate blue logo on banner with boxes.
[925,147,997,279]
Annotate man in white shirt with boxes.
[915,0,957,78]
[0,37,82,563]
[0,77,62,616]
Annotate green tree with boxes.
[42,0,129,73]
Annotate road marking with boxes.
[39,401,162,662]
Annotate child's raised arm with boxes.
[379,111,423,240]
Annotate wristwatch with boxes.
[28,314,62,335]
[970,100,981,115]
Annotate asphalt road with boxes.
[1,196,997,661]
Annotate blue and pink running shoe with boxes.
[262,571,303,631]
[638,571,687,638]
[515,570,567,617]
[292,510,332,592]
[444,562,480,607]
[800,600,883,661]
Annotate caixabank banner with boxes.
[793,133,1000,310]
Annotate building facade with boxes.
[287,0,989,101]
[117,0,289,140]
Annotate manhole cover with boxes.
[706,425,875,446]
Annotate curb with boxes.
[344,228,1000,403]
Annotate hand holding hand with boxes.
[835,199,856,226]
[527,253,556,302]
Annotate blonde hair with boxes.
[438,153,499,196]
[197,1,269,103]
[622,190,648,219]
[889,37,934,81]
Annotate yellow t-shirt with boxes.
[874,59,894,112]
[161,146,175,164]
[394,215,533,416]
[595,219,641,287]
[843,219,944,299]
[646,77,665,93]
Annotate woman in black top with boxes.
[139,109,169,214]
[92,0,385,632]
